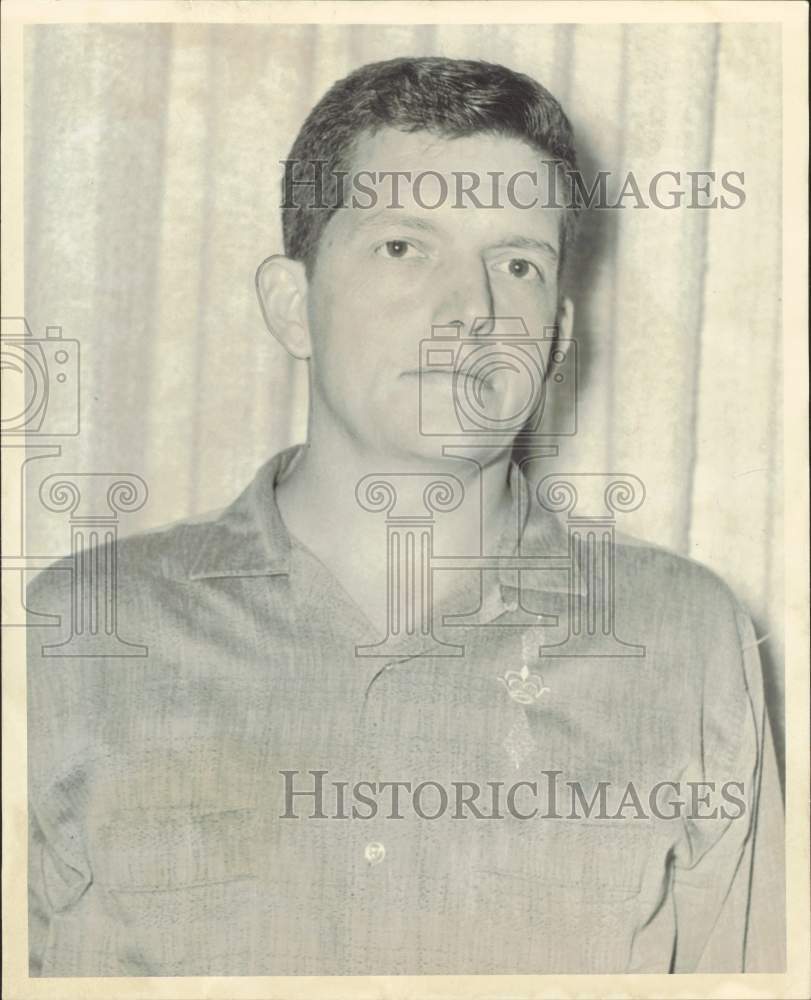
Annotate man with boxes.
[27,57,784,976]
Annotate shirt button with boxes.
[364,841,385,865]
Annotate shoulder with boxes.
[26,508,223,611]
[614,533,743,618]
[611,538,765,759]
[610,534,755,686]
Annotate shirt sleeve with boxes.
[671,604,786,973]
[26,566,94,976]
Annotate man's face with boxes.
[302,127,568,461]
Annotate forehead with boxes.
[349,127,548,178]
[334,127,564,248]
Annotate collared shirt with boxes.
[27,447,785,976]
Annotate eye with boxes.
[495,257,545,282]
[376,239,422,260]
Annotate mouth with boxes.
[404,369,493,388]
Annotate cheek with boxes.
[354,260,419,303]
[310,250,388,316]
[309,272,422,358]
[306,286,379,373]
[491,278,559,321]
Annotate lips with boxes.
[407,368,492,387]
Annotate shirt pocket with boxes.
[91,806,258,891]
[88,807,260,974]
[480,820,649,894]
[463,821,651,973]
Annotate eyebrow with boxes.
[353,213,439,235]
[352,213,559,261]
[487,235,559,262]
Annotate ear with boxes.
[556,296,574,341]
[255,255,311,360]
[550,296,575,362]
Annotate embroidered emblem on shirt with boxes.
[498,663,550,705]
[502,710,538,769]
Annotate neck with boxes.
[275,415,517,622]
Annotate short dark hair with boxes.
[282,56,580,279]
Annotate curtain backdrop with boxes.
[23,22,783,767]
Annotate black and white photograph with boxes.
[2,2,808,998]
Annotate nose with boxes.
[430,257,495,338]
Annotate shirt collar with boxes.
[187,446,300,580]
[187,445,580,597]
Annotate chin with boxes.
[376,431,446,464]
[376,432,514,470]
